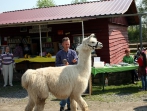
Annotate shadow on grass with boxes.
[134,105,147,111]
[0,81,28,99]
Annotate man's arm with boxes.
[55,53,64,66]
[72,50,78,64]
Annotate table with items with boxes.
[91,63,139,91]
[14,56,56,71]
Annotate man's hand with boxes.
[63,59,69,66]
[65,62,69,66]
[72,59,77,63]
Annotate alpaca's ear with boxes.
[82,38,87,43]
[90,33,95,37]
[89,33,95,38]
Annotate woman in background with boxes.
[137,52,147,91]
[0,46,14,87]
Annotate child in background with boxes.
[137,52,147,91]
[123,48,138,83]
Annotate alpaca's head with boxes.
[80,33,103,51]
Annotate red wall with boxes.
[108,24,129,64]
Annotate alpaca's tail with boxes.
[21,69,37,90]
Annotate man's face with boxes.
[62,40,70,50]
[6,47,10,52]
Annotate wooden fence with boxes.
[129,42,147,53]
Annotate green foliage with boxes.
[71,0,87,4]
[36,0,55,8]
[128,0,147,43]
[138,0,147,12]
[128,25,147,43]
[137,0,147,22]
[128,26,139,43]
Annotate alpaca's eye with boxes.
[91,42,95,44]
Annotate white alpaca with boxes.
[21,34,103,111]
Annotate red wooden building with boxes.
[0,0,139,64]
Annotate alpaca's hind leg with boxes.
[34,98,46,111]
[25,96,35,111]
[74,96,88,111]
[70,96,77,111]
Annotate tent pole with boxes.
[82,21,84,40]
[39,25,42,57]
[139,15,143,50]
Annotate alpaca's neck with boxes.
[77,48,91,77]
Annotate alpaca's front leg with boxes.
[70,96,77,111]
[74,96,89,111]
[34,98,46,111]
[25,96,35,111]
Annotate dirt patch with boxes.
[0,80,147,111]
[0,98,147,111]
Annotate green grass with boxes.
[92,82,141,94]
[0,81,146,102]
[84,81,147,102]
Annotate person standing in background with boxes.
[137,52,147,91]
[13,43,23,58]
[24,44,31,55]
[0,46,14,87]
[123,48,138,83]
[55,37,78,111]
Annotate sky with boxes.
[0,0,98,13]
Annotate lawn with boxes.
[84,81,147,102]
[0,80,146,103]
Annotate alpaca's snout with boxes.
[99,42,103,48]
[97,42,103,49]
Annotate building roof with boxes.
[0,0,139,27]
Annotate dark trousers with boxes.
[131,70,138,83]
[141,75,147,90]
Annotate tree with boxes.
[36,0,55,8]
[137,0,147,41]
[71,0,87,4]
[128,0,147,43]
[137,0,147,13]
